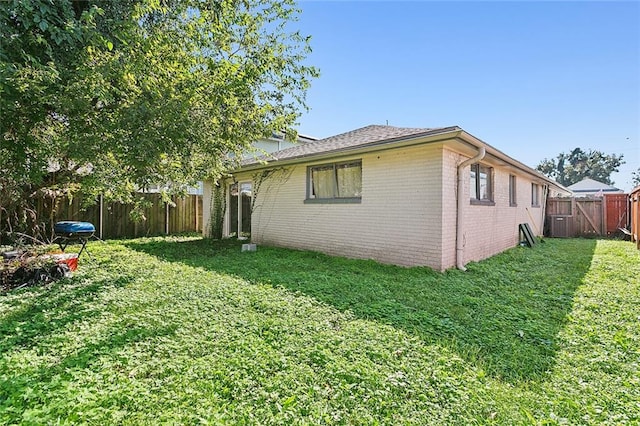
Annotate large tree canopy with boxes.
[536,148,624,187]
[1,0,317,235]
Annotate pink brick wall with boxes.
[205,143,549,271]
[451,147,546,268]
[249,144,447,269]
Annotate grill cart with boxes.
[54,221,95,259]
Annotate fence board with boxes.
[546,198,572,216]
[30,194,203,240]
[547,195,630,238]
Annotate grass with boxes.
[0,237,638,424]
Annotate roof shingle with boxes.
[246,124,458,164]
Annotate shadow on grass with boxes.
[0,272,177,414]
[0,322,177,416]
[0,275,134,355]
[125,237,596,382]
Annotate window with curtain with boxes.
[308,160,362,202]
[311,165,334,199]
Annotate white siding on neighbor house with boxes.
[248,144,448,269]
[252,138,299,154]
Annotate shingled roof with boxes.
[246,124,460,164]
[236,123,571,195]
[567,178,623,194]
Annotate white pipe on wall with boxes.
[456,147,486,271]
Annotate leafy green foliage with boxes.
[536,148,625,187]
[1,237,638,424]
[0,0,317,236]
[209,180,227,239]
[632,167,640,187]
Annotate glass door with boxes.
[239,182,252,238]
[228,182,252,238]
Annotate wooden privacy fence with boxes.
[546,194,629,238]
[35,193,203,240]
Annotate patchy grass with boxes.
[0,237,638,424]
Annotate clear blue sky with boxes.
[293,1,640,191]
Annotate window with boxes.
[470,163,493,204]
[509,175,517,206]
[531,183,540,207]
[306,160,362,203]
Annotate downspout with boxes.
[456,146,486,271]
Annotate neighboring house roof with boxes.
[297,134,318,143]
[269,131,318,144]
[240,124,571,196]
[567,178,623,195]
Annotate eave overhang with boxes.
[237,126,463,172]
[230,126,571,196]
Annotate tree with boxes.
[632,168,640,188]
[1,0,318,237]
[536,148,624,187]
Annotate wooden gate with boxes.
[604,194,629,236]
[574,198,603,236]
[546,195,629,238]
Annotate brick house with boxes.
[203,125,570,271]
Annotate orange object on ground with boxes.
[49,253,79,271]
[61,256,78,271]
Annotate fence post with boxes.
[164,201,167,235]
[601,198,605,235]
[99,194,104,239]
[195,194,199,232]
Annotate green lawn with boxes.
[1,237,638,424]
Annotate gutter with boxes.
[456,146,486,271]
[454,132,571,196]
